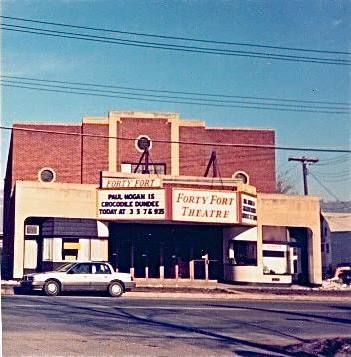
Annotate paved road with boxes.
[2,294,351,356]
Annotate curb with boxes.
[2,283,351,300]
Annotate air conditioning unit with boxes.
[25,225,40,236]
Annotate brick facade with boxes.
[179,126,275,192]
[11,124,82,184]
[82,123,109,184]
[117,117,172,173]
[6,113,276,192]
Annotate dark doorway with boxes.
[109,223,223,280]
[288,227,310,285]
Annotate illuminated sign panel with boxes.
[97,189,165,220]
[172,189,237,224]
[101,177,161,189]
[241,194,257,225]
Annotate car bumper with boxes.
[124,281,136,290]
[20,280,44,290]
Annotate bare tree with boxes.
[276,170,296,194]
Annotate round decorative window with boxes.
[233,171,249,184]
[39,168,56,183]
[135,135,152,152]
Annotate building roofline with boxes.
[206,127,275,132]
[13,123,81,127]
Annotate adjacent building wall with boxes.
[330,232,351,268]
[321,213,351,276]
[257,193,322,285]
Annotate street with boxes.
[2,294,351,356]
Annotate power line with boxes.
[315,173,351,180]
[1,15,349,56]
[2,75,350,107]
[315,154,351,166]
[1,23,350,65]
[2,82,349,115]
[309,172,343,202]
[314,173,351,180]
[2,23,345,65]
[1,125,351,153]
[314,176,351,183]
[313,168,351,176]
[5,78,346,110]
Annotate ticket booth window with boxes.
[228,241,257,266]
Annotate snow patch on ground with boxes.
[321,279,351,290]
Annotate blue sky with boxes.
[1,0,350,201]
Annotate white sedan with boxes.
[20,261,135,297]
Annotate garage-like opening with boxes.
[262,225,310,285]
[288,227,310,285]
[109,223,224,280]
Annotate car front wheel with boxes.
[44,280,60,296]
[108,281,124,297]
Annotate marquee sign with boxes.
[97,189,165,220]
[172,189,238,224]
[101,177,161,189]
[241,194,257,225]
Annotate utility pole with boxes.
[288,156,319,195]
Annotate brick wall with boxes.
[12,124,82,184]
[179,126,276,192]
[117,118,172,173]
[9,117,276,192]
[82,123,109,184]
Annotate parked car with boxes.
[331,264,351,280]
[339,270,351,285]
[20,261,135,297]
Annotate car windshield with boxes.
[55,263,76,272]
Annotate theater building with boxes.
[2,111,322,285]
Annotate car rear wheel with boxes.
[44,280,60,296]
[108,281,124,297]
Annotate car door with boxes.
[90,263,112,291]
[63,263,93,291]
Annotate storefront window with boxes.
[62,238,80,261]
[43,238,53,260]
[228,241,257,266]
[41,237,95,263]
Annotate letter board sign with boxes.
[241,194,257,225]
[97,189,165,220]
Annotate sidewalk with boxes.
[130,279,351,300]
[2,279,351,300]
